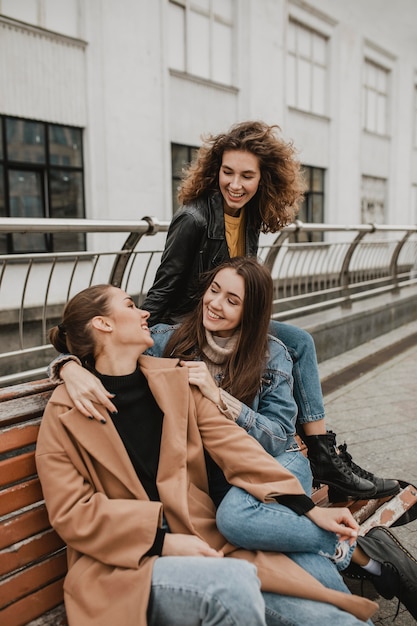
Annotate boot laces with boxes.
[328,442,355,477]
[338,442,375,481]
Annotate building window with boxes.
[0,116,85,254]
[171,143,199,214]
[287,20,328,116]
[363,59,389,135]
[294,166,325,242]
[168,0,235,85]
[361,175,386,223]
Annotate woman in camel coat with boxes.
[36,284,376,626]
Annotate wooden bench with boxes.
[0,379,67,626]
[1,379,417,626]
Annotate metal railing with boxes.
[1,217,417,385]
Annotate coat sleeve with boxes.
[142,210,203,324]
[191,388,306,501]
[36,401,163,569]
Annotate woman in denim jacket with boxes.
[148,257,417,620]
[50,257,417,620]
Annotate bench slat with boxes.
[0,394,51,428]
[0,380,55,403]
[0,528,65,577]
[0,450,36,488]
[0,504,50,550]
[0,478,44,517]
[0,420,40,454]
[0,577,65,626]
[0,552,67,609]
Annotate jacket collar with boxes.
[207,191,227,239]
[206,191,260,255]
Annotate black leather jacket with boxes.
[143,192,260,325]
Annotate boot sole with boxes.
[323,482,377,501]
[372,484,401,498]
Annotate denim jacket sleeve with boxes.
[233,336,298,456]
[146,324,178,356]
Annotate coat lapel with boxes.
[139,355,196,533]
[54,387,148,500]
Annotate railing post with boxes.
[109,216,160,287]
[264,220,303,272]
[389,230,412,293]
[338,225,375,307]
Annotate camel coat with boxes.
[35,355,341,626]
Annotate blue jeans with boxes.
[269,321,325,424]
[148,554,372,626]
[148,557,266,625]
[216,450,354,572]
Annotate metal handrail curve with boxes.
[0,217,416,385]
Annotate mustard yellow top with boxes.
[224,210,246,258]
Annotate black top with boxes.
[95,367,163,501]
[94,366,166,555]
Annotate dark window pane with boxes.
[293,165,325,242]
[0,164,6,253]
[8,169,47,252]
[172,144,189,177]
[171,143,199,214]
[0,164,4,215]
[297,200,307,222]
[1,114,85,254]
[49,125,82,167]
[312,168,324,191]
[311,193,324,222]
[6,119,46,164]
[8,170,44,218]
[50,170,84,251]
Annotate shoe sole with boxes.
[325,483,377,501]
[372,485,401,498]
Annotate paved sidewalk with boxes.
[319,321,417,625]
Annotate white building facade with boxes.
[1,0,417,257]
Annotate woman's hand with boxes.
[60,361,117,421]
[306,506,359,545]
[162,533,224,557]
[180,361,221,405]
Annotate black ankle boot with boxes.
[304,431,377,499]
[337,442,400,498]
[357,526,417,619]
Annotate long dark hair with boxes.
[163,257,273,406]
[178,120,306,233]
[49,284,113,369]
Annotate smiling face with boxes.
[219,150,261,216]
[202,267,245,337]
[104,287,154,352]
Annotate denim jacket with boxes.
[147,324,298,458]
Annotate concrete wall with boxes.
[1,0,417,225]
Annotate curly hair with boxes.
[178,120,306,233]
